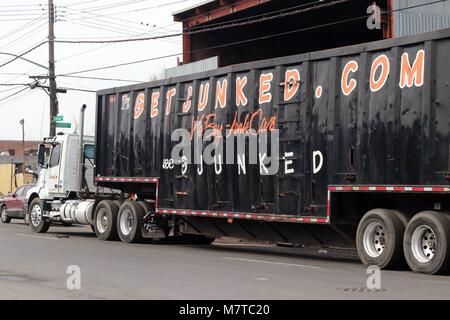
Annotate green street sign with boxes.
[53,115,64,122]
[56,122,71,129]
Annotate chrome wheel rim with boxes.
[363,222,386,258]
[119,209,134,236]
[96,208,108,233]
[411,225,436,263]
[1,208,7,221]
[30,204,42,227]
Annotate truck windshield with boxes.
[84,145,94,160]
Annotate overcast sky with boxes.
[0,0,203,141]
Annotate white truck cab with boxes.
[27,132,97,232]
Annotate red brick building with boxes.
[0,140,40,157]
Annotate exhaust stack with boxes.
[77,104,87,199]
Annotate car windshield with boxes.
[15,186,25,197]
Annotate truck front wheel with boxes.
[94,200,119,241]
[29,198,51,233]
[356,209,405,269]
[117,201,144,243]
[403,211,450,275]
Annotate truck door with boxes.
[47,143,62,194]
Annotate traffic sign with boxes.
[56,122,71,129]
[53,115,64,122]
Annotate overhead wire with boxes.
[58,0,450,76]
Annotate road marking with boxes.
[223,257,322,269]
[16,234,59,241]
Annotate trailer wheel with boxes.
[403,211,450,275]
[94,200,119,241]
[356,209,405,269]
[29,198,51,233]
[1,206,11,224]
[117,201,144,243]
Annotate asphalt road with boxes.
[1,220,450,300]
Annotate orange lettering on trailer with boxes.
[283,69,300,101]
[370,54,390,92]
[165,88,176,115]
[399,49,425,88]
[198,83,209,111]
[150,91,160,118]
[215,79,228,109]
[341,60,358,96]
[134,93,145,120]
[182,85,193,113]
[236,76,248,107]
[259,73,273,104]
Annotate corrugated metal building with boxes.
[393,0,450,37]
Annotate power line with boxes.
[0,41,47,70]
[0,22,48,52]
[58,74,143,83]
[59,0,192,20]
[60,7,179,38]
[53,0,352,44]
[63,0,102,6]
[59,0,450,76]
[0,4,44,8]
[54,0,449,45]
[57,2,185,38]
[0,87,34,107]
[0,86,30,103]
[65,0,148,12]
[0,14,46,42]
[59,86,96,92]
[0,83,31,86]
[0,85,28,94]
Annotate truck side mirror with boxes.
[38,144,46,168]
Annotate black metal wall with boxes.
[96,29,450,220]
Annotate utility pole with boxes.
[48,0,58,137]
[20,119,25,172]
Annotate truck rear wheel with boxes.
[94,200,119,241]
[403,211,450,275]
[29,198,51,233]
[117,201,144,243]
[356,209,405,269]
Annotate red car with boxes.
[0,184,35,224]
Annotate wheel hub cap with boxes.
[411,225,436,263]
[96,208,108,233]
[30,204,42,227]
[120,209,133,236]
[363,222,386,258]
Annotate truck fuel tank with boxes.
[60,200,95,225]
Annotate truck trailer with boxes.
[28,28,450,275]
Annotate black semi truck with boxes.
[29,28,450,275]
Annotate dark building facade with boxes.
[173,0,449,68]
